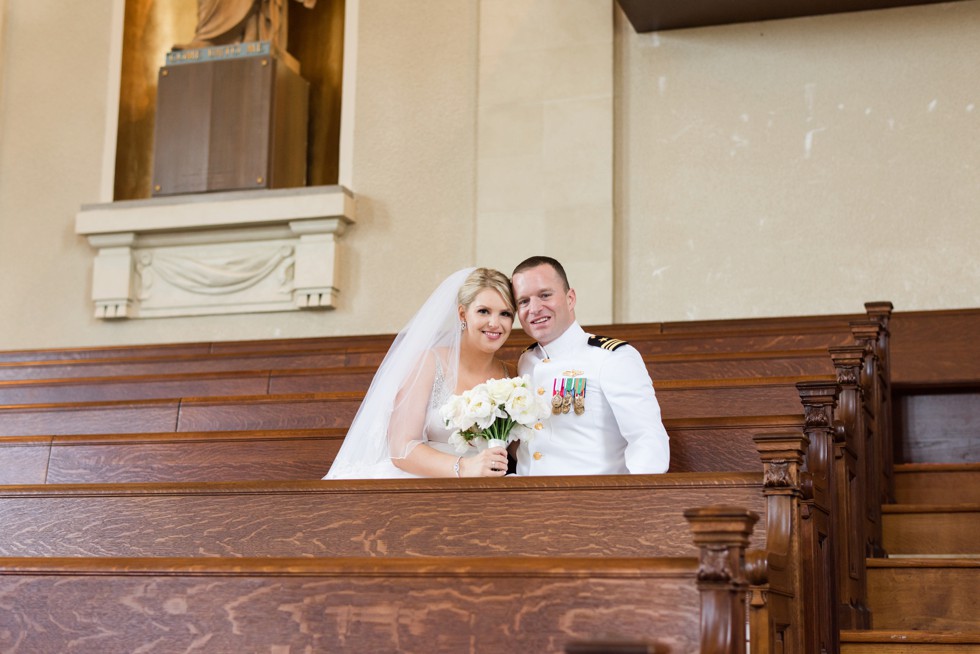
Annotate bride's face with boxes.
[460,288,514,354]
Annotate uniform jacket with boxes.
[516,321,670,475]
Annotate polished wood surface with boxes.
[0,378,824,436]
[865,559,980,631]
[0,555,702,654]
[0,303,924,653]
[0,473,768,558]
[893,463,980,504]
[890,309,980,387]
[0,415,805,484]
[882,504,980,555]
[894,391,980,464]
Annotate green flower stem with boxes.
[479,417,515,442]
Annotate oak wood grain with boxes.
[0,415,802,484]
[0,378,818,436]
[894,463,980,504]
[0,556,702,654]
[866,559,980,631]
[882,505,980,555]
[0,473,767,558]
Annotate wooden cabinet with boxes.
[151,52,309,196]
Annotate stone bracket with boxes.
[75,186,354,319]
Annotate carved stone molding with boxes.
[75,186,354,319]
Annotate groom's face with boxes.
[512,264,576,346]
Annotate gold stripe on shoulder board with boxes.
[587,334,629,351]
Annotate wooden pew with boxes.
[0,415,809,485]
[0,432,826,653]
[0,349,843,404]
[0,304,889,382]
[0,333,397,364]
[0,378,831,437]
[0,375,862,641]
[0,306,879,366]
[0,507,758,654]
[0,473,771,558]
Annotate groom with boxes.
[510,256,670,475]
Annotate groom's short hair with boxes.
[512,256,570,292]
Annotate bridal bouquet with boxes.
[441,375,551,453]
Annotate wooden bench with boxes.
[0,414,812,485]
[0,349,844,403]
[0,431,827,653]
[0,473,771,558]
[0,506,758,654]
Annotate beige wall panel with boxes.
[0,0,479,349]
[477,0,615,325]
[615,1,980,322]
[0,2,115,348]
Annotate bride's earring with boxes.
[460,321,467,331]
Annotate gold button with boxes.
[533,452,542,461]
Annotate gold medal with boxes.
[574,394,585,415]
[551,393,563,415]
[561,393,572,414]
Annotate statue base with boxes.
[151,42,309,196]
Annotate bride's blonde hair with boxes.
[457,268,515,314]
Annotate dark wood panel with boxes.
[893,463,980,504]
[0,376,818,437]
[657,377,829,417]
[616,0,965,33]
[866,560,980,631]
[45,431,342,484]
[0,474,767,558]
[882,506,980,555]
[632,332,856,356]
[648,350,834,381]
[0,342,213,363]
[0,437,50,484]
[0,374,270,404]
[0,556,702,654]
[268,368,375,394]
[0,351,348,381]
[1,415,800,484]
[0,399,180,436]
[894,391,980,464]
[890,309,980,386]
[175,393,362,432]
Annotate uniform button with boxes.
[533,452,543,460]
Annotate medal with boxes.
[552,375,587,416]
[573,378,586,415]
[561,378,574,414]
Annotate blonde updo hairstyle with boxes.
[458,268,515,315]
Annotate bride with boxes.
[324,268,515,479]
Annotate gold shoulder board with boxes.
[587,335,628,351]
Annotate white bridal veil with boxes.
[324,268,475,479]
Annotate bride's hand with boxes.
[460,447,508,477]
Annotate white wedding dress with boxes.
[324,268,490,480]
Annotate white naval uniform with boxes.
[516,322,670,476]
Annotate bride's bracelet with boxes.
[453,456,462,478]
